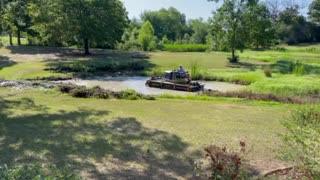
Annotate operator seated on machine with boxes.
[178,65,185,73]
[177,66,190,82]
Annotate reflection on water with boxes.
[58,76,245,95]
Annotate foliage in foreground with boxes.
[194,141,248,179]
[281,105,320,178]
[0,164,79,180]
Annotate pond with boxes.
[58,76,246,95]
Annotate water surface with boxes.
[58,76,245,95]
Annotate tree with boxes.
[245,2,276,48]
[141,7,187,41]
[29,0,127,55]
[309,0,320,24]
[2,0,29,46]
[209,0,255,63]
[188,18,209,44]
[138,21,155,51]
[278,6,313,44]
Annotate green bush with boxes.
[120,89,142,100]
[69,86,90,98]
[281,106,320,178]
[163,44,208,52]
[91,86,109,99]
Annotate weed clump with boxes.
[69,86,90,98]
[263,66,273,78]
[194,141,248,179]
[58,84,155,101]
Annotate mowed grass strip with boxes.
[0,88,287,178]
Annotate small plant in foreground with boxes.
[263,66,272,77]
[194,141,248,179]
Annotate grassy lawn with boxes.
[1,36,28,46]
[0,88,288,178]
[238,44,320,64]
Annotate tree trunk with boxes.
[231,48,236,63]
[84,38,90,55]
[9,33,13,46]
[17,30,21,45]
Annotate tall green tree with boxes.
[209,0,255,63]
[245,2,276,48]
[138,21,155,51]
[278,6,313,44]
[188,18,209,44]
[141,7,187,41]
[2,0,29,45]
[309,0,320,24]
[29,0,127,55]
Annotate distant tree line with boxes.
[0,0,319,59]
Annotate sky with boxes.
[121,0,313,20]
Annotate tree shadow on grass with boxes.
[0,56,16,70]
[44,53,156,77]
[226,62,259,71]
[5,46,78,56]
[5,45,151,59]
[0,97,195,179]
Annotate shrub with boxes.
[120,89,142,100]
[263,66,273,78]
[59,84,76,93]
[58,84,155,100]
[281,106,320,178]
[69,86,90,98]
[163,44,208,52]
[91,86,109,99]
[194,141,248,179]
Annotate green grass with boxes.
[0,88,287,178]
[163,44,209,52]
[0,62,70,80]
[238,44,320,64]
[1,36,28,46]
[246,75,320,96]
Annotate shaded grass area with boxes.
[0,56,15,70]
[0,88,286,178]
[163,44,208,52]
